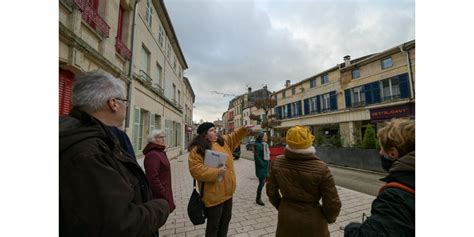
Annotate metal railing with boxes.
[139,70,153,83]
[73,0,110,37]
[115,37,132,60]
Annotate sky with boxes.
[165,0,415,123]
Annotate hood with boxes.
[390,150,415,172]
[59,108,112,155]
[143,143,166,155]
[284,146,318,161]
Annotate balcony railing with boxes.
[139,70,153,83]
[382,94,401,102]
[115,37,132,60]
[152,83,164,95]
[352,101,366,108]
[73,0,110,38]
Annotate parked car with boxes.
[246,141,255,151]
[233,146,241,160]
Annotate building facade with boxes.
[272,40,415,147]
[59,0,194,159]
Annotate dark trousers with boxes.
[205,198,233,237]
[256,177,266,200]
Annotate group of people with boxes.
[59,70,415,237]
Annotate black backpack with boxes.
[187,179,206,225]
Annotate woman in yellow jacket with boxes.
[188,122,250,237]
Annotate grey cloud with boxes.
[165,0,414,122]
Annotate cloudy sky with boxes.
[164,0,415,123]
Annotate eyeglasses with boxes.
[114,98,128,105]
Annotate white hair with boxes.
[148,129,165,143]
[72,70,126,113]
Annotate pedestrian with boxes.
[59,70,170,237]
[253,132,270,206]
[344,118,415,237]
[143,129,176,215]
[110,126,136,160]
[188,122,251,237]
[266,125,341,237]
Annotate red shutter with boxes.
[117,5,124,39]
[59,69,75,116]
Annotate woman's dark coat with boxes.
[254,141,269,178]
[344,151,415,237]
[143,143,176,212]
[59,108,170,237]
[266,149,341,237]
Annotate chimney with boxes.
[248,87,252,93]
[285,80,291,88]
[344,55,351,67]
[263,85,267,90]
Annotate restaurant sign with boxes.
[370,103,415,121]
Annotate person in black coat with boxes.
[344,118,415,237]
[60,71,170,237]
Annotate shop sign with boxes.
[370,104,414,121]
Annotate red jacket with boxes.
[143,143,175,212]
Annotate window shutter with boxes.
[133,107,141,152]
[329,91,337,111]
[150,113,155,132]
[316,95,321,113]
[399,73,410,98]
[304,99,309,115]
[364,84,373,104]
[59,69,74,116]
[372,81,381,103]
[345,89,352,108]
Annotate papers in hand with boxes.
[204,150,228,182]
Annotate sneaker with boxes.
[256,199,265,206]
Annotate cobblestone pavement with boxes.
[138,152,376,237]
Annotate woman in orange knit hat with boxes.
[266,125,341,237]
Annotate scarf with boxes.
[263,142,270,160]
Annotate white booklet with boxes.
[204,150,228,181]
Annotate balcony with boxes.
[73,0,110,38]
[352,101,366,108]
[152,83,164,96]
[115,37,132,60]
[382,94,401,102]
[139,70,153,84]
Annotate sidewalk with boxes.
[138,152,376,237]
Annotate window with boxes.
[321,93,330,111]
[321,73,329,84]
[381,77,400,101]
[381,57,393,69]
[158,25,164,48]
[145,0,153,28]
[132,107,150,153]
[352,69,360,79]
[167,43,171,59]
[156,63,162,85]
[282,91,286,98]
[141,45,150,73]
[173,57,177,72]
[310,79,317,88]
[351,86,366,107]
[172,84,176,102]
[178,90,181,105]
[292,87,296,95]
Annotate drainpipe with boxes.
[399,44,415,99]
[125,0,140,130]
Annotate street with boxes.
[238,145,385,196]
[138,151,376,237]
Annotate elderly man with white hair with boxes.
[59,70,170,237]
